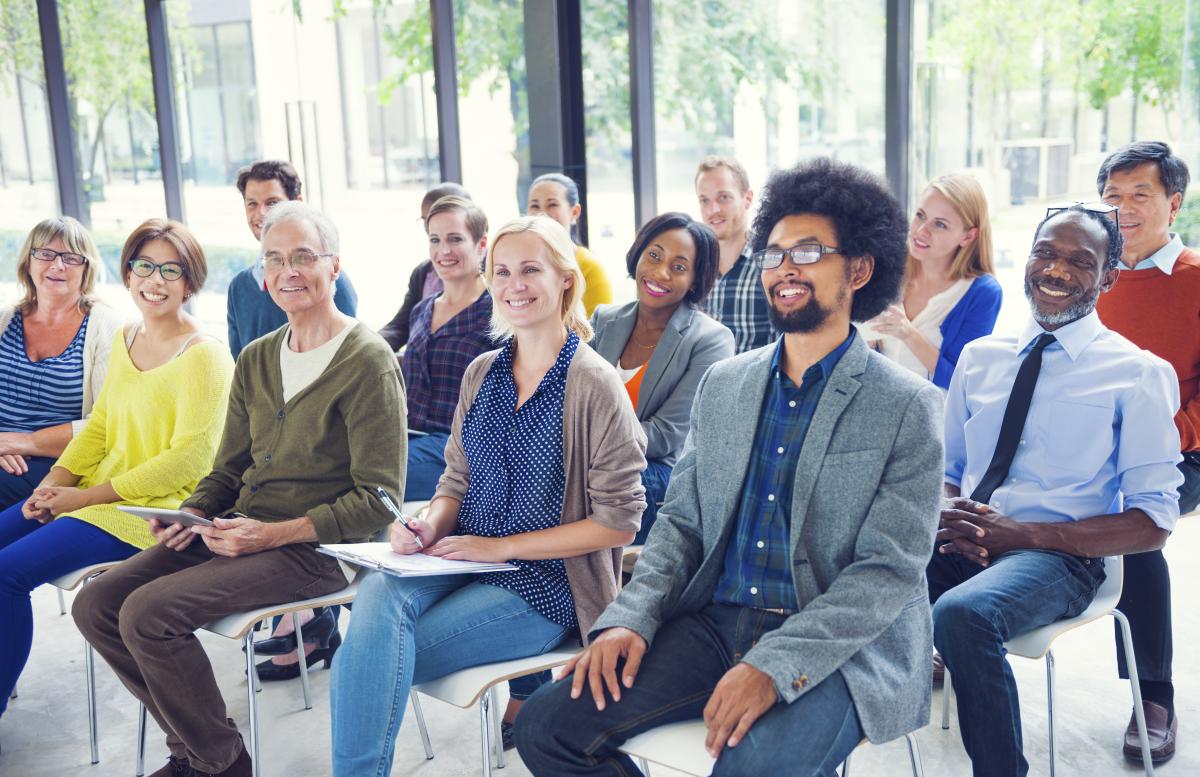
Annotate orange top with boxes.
[622,363,648,410]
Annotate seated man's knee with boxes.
[513,680,577,758]
[71,573,122,640]
[116,581,180,646]
[932,588,1002,655]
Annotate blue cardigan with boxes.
[933,274,1002,389]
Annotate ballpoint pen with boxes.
[375,486,424,550]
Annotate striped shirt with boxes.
[713,330,856,611]
[0,311,88,433]
[703,242,777,353]
[401,291,495,433]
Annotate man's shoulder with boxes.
[860,347,939,397]
[228,265,260,293]
[1091,327,1176,377]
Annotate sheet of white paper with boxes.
[318,542,517,576]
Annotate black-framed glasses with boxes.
[1045,201,1120,230]
[128,257,186,282]
[31,247,87,267]
[751,242,842,270]
[263,249,333,270]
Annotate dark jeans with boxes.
[404,431,450,502]
[72,541,346,773]
[1110,455,1200,691]
[929,550,1105,777]
[515,603,864,776]
[633,459,672,546]
[0,455,56,509]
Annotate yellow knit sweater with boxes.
[55,330,234,549]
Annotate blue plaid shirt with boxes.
[713,330,856,611]
[703,243,777,353]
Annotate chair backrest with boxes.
[1092,556,1123,610]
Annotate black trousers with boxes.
[1114,455,1200,685]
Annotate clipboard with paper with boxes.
[317,542,517,577]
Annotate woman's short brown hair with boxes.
[119,219,208,294]
[426,195,489,242]
[15,217,101,315]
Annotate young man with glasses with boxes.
[516,159,944,775]
[931,205,1183,777]
[228,160,358,359]
[1093,141,1198,763]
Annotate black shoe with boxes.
[254,632,341,682]
[250,607,337,656]
[501,721,516,751]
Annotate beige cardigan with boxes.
[0,302,126,435]
[436,342,648,638]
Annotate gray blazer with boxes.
[589,302,735,465]
[591,333,945,743]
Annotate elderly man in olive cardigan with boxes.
[73,202,405,777]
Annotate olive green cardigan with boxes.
[183,323,406,543]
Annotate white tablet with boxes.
[117,506,214,528]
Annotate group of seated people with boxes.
[0,139,1195,777]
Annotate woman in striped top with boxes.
[0,219,233,719]
[0,217,124,507]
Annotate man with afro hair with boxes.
[515,158,945,775]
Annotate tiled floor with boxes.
[4,518,1198,776]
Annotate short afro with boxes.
[751,158,907,322]
[1030,205,1123,272]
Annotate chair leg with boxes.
[1045,650,1056,777]
[410,694,435,759]
[85,640,100,764]
[1114,609,1155,777]
[478,691,493,777]
[243,634,261,777]
[491,686,506,769]
[941,668,952,730]
[136,702,147,777]
[293,612,312,710]
[57,587,67,615]
[905,732,925,777]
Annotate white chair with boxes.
[618,719,924,776]
[940,556,1154,777]
[47,561,125,765]
[408,649,580,776]
[132,581,359,777]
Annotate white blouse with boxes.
[879,278,973,381]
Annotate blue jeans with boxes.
[928,549,1105,777]
[633,459,672,545]
[404,432,450,502]
[0,502,138,715]
[0,455,56,509]
[329,571,573,776]
[515,603,864,776]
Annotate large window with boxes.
[654,0,887,218]
[913,0,1200,337]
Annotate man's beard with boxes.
[767,272,850,333]
[1023,276,1100,327]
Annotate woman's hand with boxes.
[30,486,89,517]
[21,496,52,523]
[869,304,917,341]
[0,454,28,476]
[425,534,514,563]
[389,518,439,555]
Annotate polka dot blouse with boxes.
[457,331,580,628]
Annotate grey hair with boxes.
[260,200,340,255]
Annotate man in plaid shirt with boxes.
[696,155,777,352]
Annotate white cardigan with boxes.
[0,302,127,435]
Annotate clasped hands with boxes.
[150,509,279,557]
[557,627,778,758]
[22,486,89,523]
[938,497,1031,566]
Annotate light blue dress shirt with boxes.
[1131,232,1183,272]
[944,310,1183,531]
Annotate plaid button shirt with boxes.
[713,330,856,611]
[703,243,777,353]
[400,291,496,433]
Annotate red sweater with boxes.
[1096,246,1200,451]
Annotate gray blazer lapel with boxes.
[593,302,639,364]
[637,305,692,417]
[710,347,775,528]
[788,336,869,545]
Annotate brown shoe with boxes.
[932,653,945,686]
[147,756,195,777]
[195,740,251,777]
[1123,701,1177,764]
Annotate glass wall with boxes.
[913,0,1200,337]
[653,0,887,219]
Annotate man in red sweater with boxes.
[1095,141,1198,764]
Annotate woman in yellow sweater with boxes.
[526,173,614,315]
[0,219,233,715]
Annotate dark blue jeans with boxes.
[0,502,138,715]
[929,550,1105,777]
[633,459,672,546]
[515,603,864,776]
[404,431,450,502]
[0,455,56,510]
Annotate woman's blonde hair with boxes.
[15,217,101,314]
[908,173,995,281]
[486,216,592,342]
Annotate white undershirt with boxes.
[278,321,357,403]
[880,278,973,381]
[615,362,643,382]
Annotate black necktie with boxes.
[970,333,1057,504]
